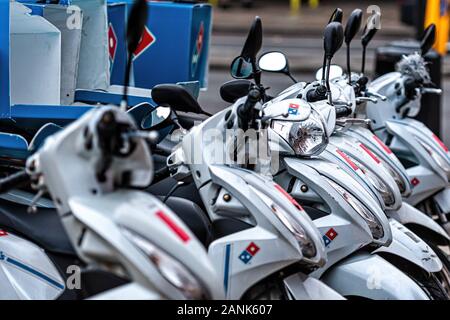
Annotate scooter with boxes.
[250,16,446,299]
[148,17,344,300]
[147,15,439,299]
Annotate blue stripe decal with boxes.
[223,244,231,295]
[5,257,65,290]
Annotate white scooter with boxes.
[148,17,344,300]
[255,18,446,299]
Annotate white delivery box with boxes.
[10,2,61,105]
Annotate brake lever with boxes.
[356,96,378,104]
[336,118,372,127]
[365,90,387,101]
[421,87,442,95]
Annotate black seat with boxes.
[0,199,75,255]
[162,197,213,247]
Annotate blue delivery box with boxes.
[107,1,212,90]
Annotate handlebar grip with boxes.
[306,85,327,103]
[237,88,261,120]
[0,171,30,194]
[335,106,352,118]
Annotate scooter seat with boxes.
[0,199,75,256]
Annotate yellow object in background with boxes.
[309,0,319,9]
[425,0,449,55]
[290,0,300,15]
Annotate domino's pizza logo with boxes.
[238,242,260,264]
[288,103,300,115]
[191,22,205,77]
[322,228,338,247]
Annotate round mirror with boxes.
[142,106,171,129]
[258,52,288,73]
[315,65,344,81]
[230,56,253,79]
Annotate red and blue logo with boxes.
[323,228,338,247]
[238,242,260,264]
[191,22,205,77]
[288,103,300,116]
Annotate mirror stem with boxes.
[321,55,327,86]
[325,58,332,105]
[121,54,133,111]
[361,46,367,74]
[347,45,351,84]
[286,72,298,84]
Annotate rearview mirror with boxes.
[241,16,263,61]
[230,56,254,79]
[328,8,343,23]
[258,51,288,73]
[421,24,436,56]
[220,79,253,103]
[127,0,149,56]
[324,22,344,59]
[345,9,363,45]
[315,65,344,81]
[141,106,172,130]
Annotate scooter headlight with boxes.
[416,138,450,181]
[345,154,396,207]
[271,110,327,156]
[122,228,208,299]
[379,158,408,195]
[250,186,317,259]
[326,178,384,239]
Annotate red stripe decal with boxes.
[432,134,449,152]
[360,143,381,164]
[373,135,393,155]
[156,211,190,243]
[336,149,359,171]
[273,184,304,211]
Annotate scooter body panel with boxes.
[346,126,412,197]
[383,119,448,205]
[329,133,402,211]
[283,272,345,300]
[69,190,224,300]
[388,203,449,243]
[373,219,442,273]
[320,251,429,300]
[279,157,392,276]
[0,230,65,300]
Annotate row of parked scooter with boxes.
[1,0,450,300]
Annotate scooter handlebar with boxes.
[0,171,31,194]
[237,88,261,121]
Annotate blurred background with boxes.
[196,0,450,144]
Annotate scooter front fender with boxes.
[388,203,449,244]
[373,219,442,273]
[433,186,450,214]
[321,251,429,300]
[283,272,345,300]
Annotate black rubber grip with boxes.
[0,171,30,194]
[335,106,352,118]
[238,88,260,120]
